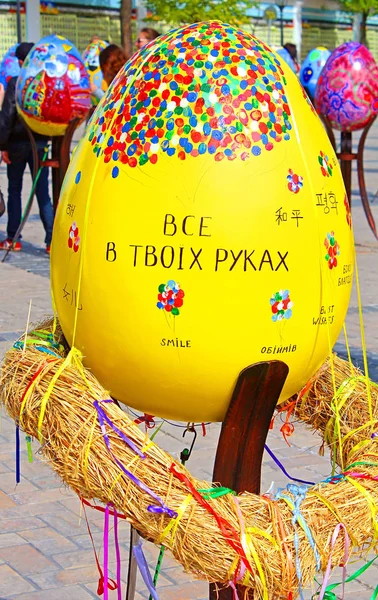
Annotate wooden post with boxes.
[209,360,289,600]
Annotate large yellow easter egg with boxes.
[51,22,354,423]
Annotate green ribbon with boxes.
[198,487,236,499]
[345,460,378,471]
[313,555,378,599]
[25,435,33,463]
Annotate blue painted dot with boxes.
[284,134,290,141]
[212,130,223,140]
[112,151,119,161]
[112,166,119,178]
[170,81,178,90]
[75,171,81,184]
[128,144,137,157]
[167,148,175,156]
[229,126,237,134]
[221,84,230,95]
[252,146,262,156]
[186,142,193,153]
[189,115,197,127]
[198,143,206,154]
[107,136,114,146]
[208,145,216,154]
[224,148,232,157]
[167,119,174,130]
[179,138,188,148]
[240,80,248,90]
[203,122,211,136]
[261,134,268,145]
[245,102,253,111]
[187,92,197,102]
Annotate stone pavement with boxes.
[0,123,378,599]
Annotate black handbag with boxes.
[0,188,5,218]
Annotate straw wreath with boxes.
[1,318,378,599]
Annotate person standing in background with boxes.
[136,28,160,51]
[91,44,128,102]
[0,42,54,254]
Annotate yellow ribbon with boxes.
[346,476,378,542]
[37,350,73,443]
[158,493,193,546]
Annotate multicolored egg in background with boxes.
[299,46,331,100]
[83,39,109,105]
[52,21,354,423]
[16,34,91,136]
[0,44,20,89]
[276,46,298,74]
[314,41,378,131]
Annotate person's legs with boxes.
[27,150,54,246]
[6,157,27,240]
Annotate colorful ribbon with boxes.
[170,463,253,575]
[317,523,349,600]
[94,400,176,519]
[264,444,315,486]
[276,484,321,600]
[133,543,160,600]
[15,425,20,484]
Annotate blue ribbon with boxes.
[133,542,160,600]
[276,483,321,599]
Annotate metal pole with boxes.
[16,0,22,43]
[279,6,284,46]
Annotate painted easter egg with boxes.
[16,34,91,136]
[299,46,331,100]
[314,42,378,131]
[0,44,20,89]
[51,22,354,423]
[83,39,109,105]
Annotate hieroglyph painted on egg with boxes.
[87,22,293,168]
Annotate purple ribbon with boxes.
[104,504,109,600]
[94,400,177,519]
[264,444,315,486]
[114,507,122,600]
[94,399,146,458]
[133,542,160,600]
[15,425,21,484]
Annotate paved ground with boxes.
[0,123,378,600]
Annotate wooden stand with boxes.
[321,114,377,239]
[125,360,289,600]
[209,360,289,600]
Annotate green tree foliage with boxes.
[145,0,256,28]
[339,0,378,45]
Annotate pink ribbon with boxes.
[318,523,350,600]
